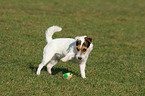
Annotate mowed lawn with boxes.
[0,0,144,95]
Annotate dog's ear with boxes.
[84,37,93,48]
[85,37,93,43]
[76,40,81,46]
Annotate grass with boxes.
[0,0,145,95]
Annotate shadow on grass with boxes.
[29,64,79,76]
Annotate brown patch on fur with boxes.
[76,40,81,51]
[81,45,88,54]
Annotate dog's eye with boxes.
[82,49,87,52]
[76,48,80,51]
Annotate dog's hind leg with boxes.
[36,60,49,75]
[47,60,58,74]
[36,49,54,75]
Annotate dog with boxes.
[36,26,93,78]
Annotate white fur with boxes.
[36,26,93,78]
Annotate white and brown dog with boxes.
[36,26,93,78]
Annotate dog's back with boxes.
[45,38,75,56]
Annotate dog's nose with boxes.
[78,57,82,60]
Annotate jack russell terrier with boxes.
[36,26,93,78]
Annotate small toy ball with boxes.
[63,72,73,80]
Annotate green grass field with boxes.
[0,0,145,95]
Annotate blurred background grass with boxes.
[0,0,144,95]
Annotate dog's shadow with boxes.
[29,64,79,76]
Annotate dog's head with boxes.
[75,36,93,60]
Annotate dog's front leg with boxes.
[80,61,87,79]
[61,53,75,62]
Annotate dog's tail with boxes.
[45,26,62,43]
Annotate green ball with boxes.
[63,72,73,79]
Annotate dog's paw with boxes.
[36,71,40,75]
[82,76,86,79]
[61,58,67,62]
[81,76,86,79]
[47,68,52,74]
